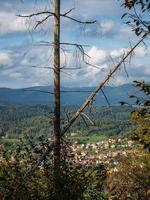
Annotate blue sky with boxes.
[0,0,149,88]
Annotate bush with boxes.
[0,142,107,200]
[107,151,150,200]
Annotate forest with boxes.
[0,0,150,199]
[0,82,149,200]
[0,105,134,146]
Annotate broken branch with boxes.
[33,35,146,170]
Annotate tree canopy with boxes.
[131,81,150,151]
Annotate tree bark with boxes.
[53,0,61,187]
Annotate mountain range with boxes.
[0,84,143,106]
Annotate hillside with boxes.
[0,84,143,105]
[0,105,134,145]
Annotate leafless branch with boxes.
[34,14,52,29]
[123,62,129,77]
[60,66,81,70]
[17,10,96,30]
[31,35,146,170]
[39,41,89,47]
[101,89,111,107]
[62,15,96,24]
[60,42,89,48]
[84,60,101,69]
[37,41,91,65]
[64,109,70,123]
[17,12,55,18]
[80,114,89,128]
[32,65,53,70]
[63,8,75,16]
[109,55,115,65]
[23,89,54,95]
[81,112,95,126]
[23,86,93,94]
[32,65,72,77]
[36,41,108,71]
[61,36,146,135]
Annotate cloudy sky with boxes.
[0,0,149,88]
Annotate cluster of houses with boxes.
[70,138,134,167]
[0,137,135,174]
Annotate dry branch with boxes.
[81,114,89,128]
[17,10,96,30]
[23,89,54,95]
[61,36,145,136]
[81,112,95,126]
[32,36,146,170]
[34,14,52,29]
[101,89,111,107]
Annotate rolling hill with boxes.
[0,84,143,106]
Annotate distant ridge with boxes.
[0,84,143,106]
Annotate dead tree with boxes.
[22,35,146,177]
[18,0,96,191]
[53,0,61,182]
[18,2,148,192]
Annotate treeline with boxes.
[0,105,134,146]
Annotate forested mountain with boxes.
[0,84,144,105]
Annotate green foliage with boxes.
[106,81,150,199]
[0,105,134,146]
[131,81,150,151]
[0,105,53,146]
[121,0,150,36]
[107,151,150,200]
[123,0,150,10]
[0,143,49,200]
[68,134,109,144]
[0,137,107,200]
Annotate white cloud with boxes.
[110,48,128,58]
[134,46,148,57]
[82,19,135,39]
[0,12,27,35]
[0,52,11,66]
[100,20,114,34]
[119,25,133,38]
[87,46,107,65]
[110,46,149,59]
[113,76,127,86]
[136,64,150,75]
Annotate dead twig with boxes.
[32,36,146,170]
[17,10,96,30]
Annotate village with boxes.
[70,137,135,171]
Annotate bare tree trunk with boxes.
[53,0,61,188]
